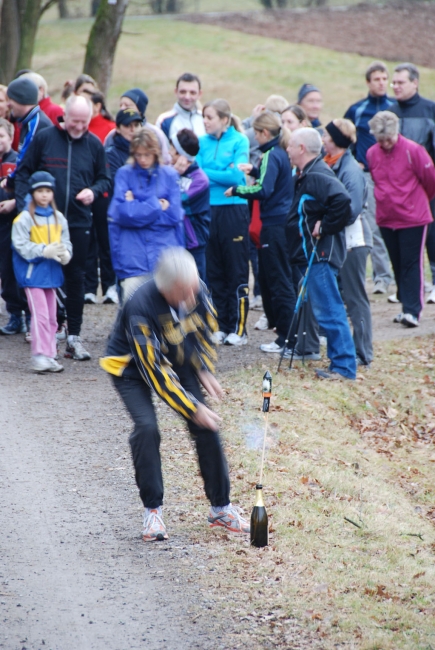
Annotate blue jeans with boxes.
[307,262,356,379]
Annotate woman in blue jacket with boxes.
[197,99,250,346]
[108,127,184,302]
[225,111,295,354]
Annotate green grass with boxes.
[35,17,435,123]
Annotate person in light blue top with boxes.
[197,99,250,346]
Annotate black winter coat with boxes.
[286,156,352,270]
[390,94,435,162]
[15,126,111,228]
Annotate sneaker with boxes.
[250,295,263,310]
[56,322,68,341]
[315,368,341,381]
[388,293,400,303]
[425,280,433,293]
[427,287,435,304]
[356,356,371,368]
[84,293,97,305]
[260,341,283,353]
[142,508,168,542]
[65,336,91,360]
[212,330,227,345]
[0,313,25,335]
[224,333,247,346]
[401,313,418,328]
[393,313,403,323]
[372,281,388,294]
[102,285,119,305]
[31,355,53,373]
[319,336,327,347]
[47,358,64,373]
[285,350,321,361]
[24,330,32,343]
[208,504,250,534]
[254,313,269,330]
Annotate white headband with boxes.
[172,132,195,162]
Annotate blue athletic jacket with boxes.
[197,126,249,206]
[108,163,184,280]
[229,135,293,226]
[344,94,395,170]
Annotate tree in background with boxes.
[260,0,288,7]
[83,0,129,96]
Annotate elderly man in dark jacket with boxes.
[286,128,356,380]
[15,94,111,360]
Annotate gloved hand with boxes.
[42,242,66,262]
[58,249,71,266]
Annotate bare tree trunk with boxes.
[59,0,69,18]
[0,0,22,83]
[83,0,129,96]
[16,0,42,72]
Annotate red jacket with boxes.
[39,96,64,126]
[88,114,116,144]
[367,134,435,229]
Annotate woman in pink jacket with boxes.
[367,111,435,327]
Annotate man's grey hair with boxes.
[22,72,47,96]
[65,93,92,118]
[291,127,322,155]
[394,62,419,82]
[368,111,399,140]
[154,248,199,292]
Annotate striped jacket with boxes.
[100,279,218,420]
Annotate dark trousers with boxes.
[190,245,207,283]
[0,215,27,317]
[258,224,296,347]
[291,264,319,354]
[340,246,373,365]
[249,239,260,297]
[426,200,435,284]
[206,204,250,335]
[84,196,116,296]
[64,227,91,336]
[380,225,427,318]
[112,368,230,509]
[258,247,275,328]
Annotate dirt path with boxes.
[1,292,434,649]
[183,2,435,69]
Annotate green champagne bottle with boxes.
[250,484,268,547]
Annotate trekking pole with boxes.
[277,241,318,373]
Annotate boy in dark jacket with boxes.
[169,128,210,281]
[286,128,356,380]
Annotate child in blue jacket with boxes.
[12,171,72,373]
[170,128,210,281]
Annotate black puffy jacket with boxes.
[286,156,352,270]
[15,125,111,228]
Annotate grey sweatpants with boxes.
[363,172,393,286]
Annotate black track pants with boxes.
[206,204,249,335]
[63,227,91,336]
[85,195,116,296]
[0,215,27,316]
[112,367,231,509]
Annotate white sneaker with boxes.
[254,313,269,330]
[319,336,327,347]
[47,358,64,373]
[31,354,52,373]
[372,281,388,294]
[424,280,433,293]
[212,331,227,345]
[224,333,247,346]
[84,293,97,304]
[401,313,418,328]
[65,335,91,360]
[102,285,119,305]
[250,295,263,310]
[142,508,168,542]
[260,341,282,353]
[426,287,435,304]
[56,322,67,341]
[388,293,400,303]
[393,312,403,323]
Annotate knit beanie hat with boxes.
[297,83,321,104]
[29,171,56,193]
[121,88,149,118]
[7,77,38,106]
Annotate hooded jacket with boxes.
[197,126,249,206]
[367,134,435,229]
[108,162,184,279]
[11,205,72,289]
[230,135,293,226]
[14,125,111,228]
[286,156,352,269]
[344,93,395,170]
[156,102,205,141]
[105,132,130,187]
[389,93,435,162]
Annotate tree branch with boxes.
[40,0,58,17]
